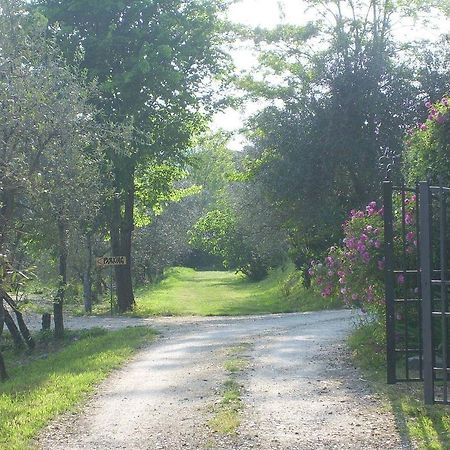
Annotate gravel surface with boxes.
[34,310,410,450]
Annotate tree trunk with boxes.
[54,218,67,339]
[0,298,6,382]
[83,233,93,313]
[110,168,135,313]
[3,306,24,348]
[42,313,51,331]
[1,290,35,349]
[0,352,7,381]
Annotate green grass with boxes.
[209,379,243,434]
[133,266,340,317]
[349,322,450,450]
[0,327,157,450]
[209,343,251,435]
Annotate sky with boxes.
[212,0,449,150]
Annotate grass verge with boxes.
[132,266,340,317]
[0,326,157,450]
[349,321,450,450]
[209,343,252,435]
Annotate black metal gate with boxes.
[384,180,450,405]
[384,181,422,384]
[419,182,450,405]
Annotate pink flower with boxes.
[322,286,332,297]
[405,213,414,225]
[406,231,415,242]
[325,256,335,268]
[377,260,385,271]
[397,274,405,285]
[374,240,381,249]
[357,244,366,253]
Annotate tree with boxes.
[189,145,289,280]
[238,0,449,268]
[34,0,231,311]
[0,0,101,376]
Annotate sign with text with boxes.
[96,256,127,267]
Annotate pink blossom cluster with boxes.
[418,96,449,130]
[310,195,418,318]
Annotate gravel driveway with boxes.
[35,310,410,450]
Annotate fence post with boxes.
[419,181,434,405]
[383,180,396,384]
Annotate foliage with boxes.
[237,0,449,267]
[310,195,417,319]
[0,0,100,253]
[34,0,232,311]
[0,327,156,450]
[404,96,450,185]
[132,194,203,283]
[187,137,289,281]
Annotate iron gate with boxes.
[384,180,450,405]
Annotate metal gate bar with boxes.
[438,185,448,404]
[420,182,450,405]
[419,182,434,404]
[384,181,422,384]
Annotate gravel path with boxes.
[34,310,410,450]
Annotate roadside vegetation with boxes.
[132,266,341,317]
[0,327,157,450]
[209,343,252,435]
[349,325,450,450]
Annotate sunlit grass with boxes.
[349,322,450,449]
[133,266,340,317]
[0,327,156,450]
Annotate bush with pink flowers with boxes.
[404,96,450,185]
[310,195,417,319]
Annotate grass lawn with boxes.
[0,327,157,450]
[133,266,340,317]
[349,323,450,450]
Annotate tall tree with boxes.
[35,0,231,311]
[239,0,449,266]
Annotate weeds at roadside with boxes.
[209,343,252,435]
[349,322,450,450]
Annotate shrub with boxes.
[310,196,417,320]
[404,96,450,185]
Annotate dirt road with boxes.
[36,310,410,450]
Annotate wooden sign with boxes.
[96,256,127,267]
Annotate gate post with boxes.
[383,180,396,384]
[419,181,434,405]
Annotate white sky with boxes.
[212,0,449,150]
